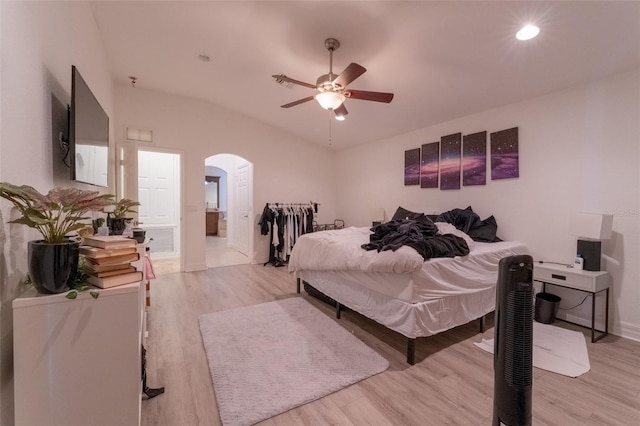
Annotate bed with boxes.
[288,207,530,364]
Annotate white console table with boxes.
[13,281,144,426]
[533,263,610,343]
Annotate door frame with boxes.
[233,160,252,257]
[204,154,253,263]
[119,144,185,271]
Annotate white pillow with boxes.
[435,222,475,251]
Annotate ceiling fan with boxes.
[272,38,394,120]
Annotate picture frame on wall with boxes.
[463,131,487,186]
[440,133,462,190]
[420,142,439,188]
[404,148,420,186]
[491,127,519,180]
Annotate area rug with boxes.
[199,297,389,426]
[474,321,590,377]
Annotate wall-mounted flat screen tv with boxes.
[69,65,109,187]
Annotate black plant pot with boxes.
[92,218,105,234]
[28,240,80,294]
[109,218,129,235]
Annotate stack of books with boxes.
[80,235,143,288]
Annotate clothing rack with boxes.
[258,202,317,267]
[267,201,319,213]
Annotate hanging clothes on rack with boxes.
[258,202,315,266]
[258,203,284,267]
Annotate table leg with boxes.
[605,288,610,335]
[591,288,609,343]
[591,291,596,343]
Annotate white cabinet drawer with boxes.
[533,264,609,293]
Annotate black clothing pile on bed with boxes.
[361,215,470,260]
[392,205,501,243]
[435,206,501,242]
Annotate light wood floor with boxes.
[141,264,640,425]
[150,237,250,276]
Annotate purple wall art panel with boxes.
[491,127,519,180]
[420,142,439,188]
[404,148,420,186]
[463,131,487,186]
[440,133,461,190]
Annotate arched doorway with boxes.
[204,153,253,268]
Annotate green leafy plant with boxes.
[65,258,99,299]
[111,198,141,219]
[0,182,114,244]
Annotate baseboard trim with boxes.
[613,321,640,343]
[184,262,207,272]
[253,256,269,265]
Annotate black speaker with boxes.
[493,255,533,426]
[577,239,601,271]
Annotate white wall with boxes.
[115,86,336,270]
[335,69,640,341]
[0,2,115,424]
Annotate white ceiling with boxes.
[91,1,640,150]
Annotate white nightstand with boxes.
[533,262,610,342]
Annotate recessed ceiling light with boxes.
[198,54,211,62]
[516,24,540,41]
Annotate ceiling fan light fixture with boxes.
[315,91,346,110]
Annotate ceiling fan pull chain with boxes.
[328,110,333,146]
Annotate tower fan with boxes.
[493,254,534,426]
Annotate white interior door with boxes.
[138,150,180,256]
[235,162,251,256]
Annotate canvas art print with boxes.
[440,133,461,190]
[491,127,519,180]
[463,131,487,186]
[404,148,420,186]
[420,142,439,188]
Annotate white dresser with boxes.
[13,281,144,425]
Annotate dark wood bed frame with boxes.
[296,278,487,365]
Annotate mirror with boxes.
[205,176,219,209]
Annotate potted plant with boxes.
[107,198,141,235]
[0,182,113,294]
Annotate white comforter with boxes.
[288,226,425,274]
[289,225,530,338]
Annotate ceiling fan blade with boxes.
[280,96,315,108]
[345,89,394,103]
[334,104,348,118]
[272,74,317,89]
[332,63,367,89]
